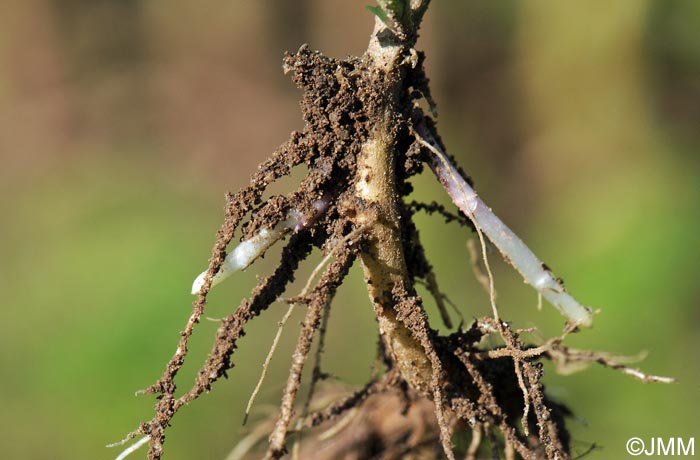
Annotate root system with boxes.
[114,3,672,460]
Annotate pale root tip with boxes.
[564,304,595,328]
[574,311,594,328]
[191,271,206,295]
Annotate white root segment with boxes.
[110,435,150,460]
[191,198,330,295]
[414,120,594,327]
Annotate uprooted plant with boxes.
[112,2,673,459]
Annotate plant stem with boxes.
[353,15,433,392]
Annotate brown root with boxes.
[118,7,672,460]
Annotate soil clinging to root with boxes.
[127,41,573,460]
[117,14,671,460]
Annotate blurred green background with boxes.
[1,1,698,459]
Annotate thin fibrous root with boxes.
[391,282,456,460]
[139,233,316,459]
[514,358,531,437]
[135,144,314,405]
[431,370,456,460]
[474,320,576,360]
[424,270,454,328]
[293,283,332,458]
[466,424,482,460]
[265,248,357,459]
[242,300,297,426]
[472,320,674,384]
[491,322,567,460]
[467,238,494,299]
[110,436,150,460]
[317,407,357,441]
[454,349,539,460]
[244,225,368,425]
[407,200,472,228]
[546,346,676,383]
[505,440,516,460]
[106,429,140,448]
[225,417,276,460]
[304,372,395,428]
[403,202,459,328]
[414,277,463,328]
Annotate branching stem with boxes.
[354,112,434,392]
